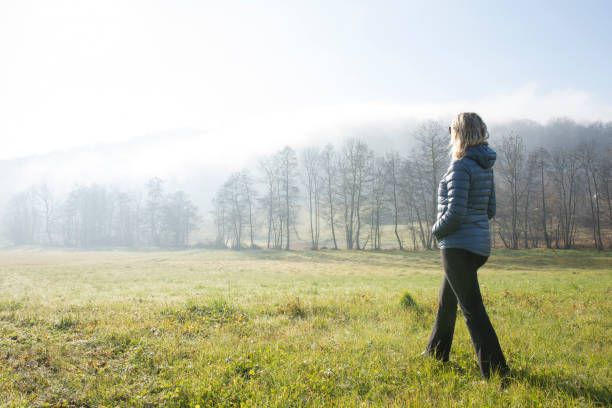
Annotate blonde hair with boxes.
[450,112,489,160]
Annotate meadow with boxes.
[0,248,610,407]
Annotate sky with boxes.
[1,0,611,161]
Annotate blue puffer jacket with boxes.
[432,144,496,257]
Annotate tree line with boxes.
[213,120,612,251]
[3,119,611,250]
[495,131,611,250]
[3,178,200,248]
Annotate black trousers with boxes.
[425,248,508,378]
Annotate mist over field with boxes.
[2,117,610,217]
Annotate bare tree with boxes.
[302,147,322,249]
[535,147,552,248]
[213,173,252,249]
[238,171,257,248]
[579,141,605,250]
[523,151,537,248]
[338,139,373,249]
[227,174,246,249]
[386,152,404,250]
[277,146,299,250]
[61,184,112,248]
[551,149,579,249]
[114,191,139,247]
[412,121,449,249]
[497,131,526,249]
[259,156,280,249]
[339,140,357,250]
[162,191,199,247]
[320,144,339,249]
[398,158,421,250]
[36,183,54,245]
[5,190,38,245]
[405,159,428,249]
[212,189,230,248]
[355,143,374,250]
[368,157,388,249]
[145,178,164,246]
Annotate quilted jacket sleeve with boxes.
[487,173,496,220]
[432,163,470,239]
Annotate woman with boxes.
[424,112,509,379]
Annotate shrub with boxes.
[53,314,79,330]
[277,296,307,319]
[400,292,417,309]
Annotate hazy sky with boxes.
[1,0,611,160]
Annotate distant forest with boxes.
[3,118,612,250]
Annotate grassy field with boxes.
[0,249,610,407]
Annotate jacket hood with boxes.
[465,144,496,169]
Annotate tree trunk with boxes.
[285,162,290,251]
[539,151,551,248]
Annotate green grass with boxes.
[0,248,610,407]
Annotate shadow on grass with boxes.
[511,367,611,406]
[487,249,612,271]
[235,248,440,267]
[422,357,610,405]
[226,247,612,269]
